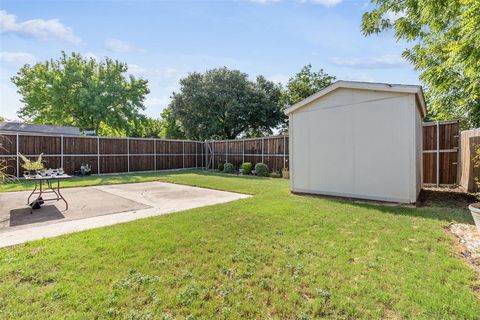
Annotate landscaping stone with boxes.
[449,223,480,271]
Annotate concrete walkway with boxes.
[0,181,250,247]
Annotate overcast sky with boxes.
[0,0,419,121]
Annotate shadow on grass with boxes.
[350,201,474,224]
[295,190,475,224]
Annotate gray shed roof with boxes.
[0,122,81,135]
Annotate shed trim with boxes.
[284,80,427,118]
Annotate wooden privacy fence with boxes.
[0,132,204,177]
[0,120,462,184]
[204,135,288,172]
[422,120,460,185]
[458,128,480,192]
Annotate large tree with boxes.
[166,68,284,140]
[361,0,480,128]
[283,64,336,106]
[12,52,150,135]
[158,107,186,139]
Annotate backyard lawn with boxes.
[0,171,479,318]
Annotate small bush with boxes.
[241,162,253,175]
[255,163,269,177]
[218,163,224,172]
[270,171,281,178]
[223,162,235,174]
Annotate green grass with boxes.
[0,171,479,319]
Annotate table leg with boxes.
[27,180,38,205]
[29,180,44,214]
[57,180,68,211]
[46,179,60,200]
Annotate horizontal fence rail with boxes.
[0,120,460,185]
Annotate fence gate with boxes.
[422,120,460,185]
[204,140,214,170]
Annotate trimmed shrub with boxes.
[270,171,282,178]
[223,162,235,174]
[241,162,253,175]
[255,163,269,177]
[218,163,224,172]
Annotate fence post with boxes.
[202,140,208,170]
[195,142,198,168]
[127,137,130,173]
[436,121,440,186]
[153,139,156,171]
[283,135,286,169]
[182,140,185,168]
[242,139,245,164]
[97,136,100,174]
[60,135,64,170]
[261,138,264,163]
[226,141,228,162]
[16,133,19,177]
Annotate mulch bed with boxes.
[418,186,479,209]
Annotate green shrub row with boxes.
[217,161,273,177]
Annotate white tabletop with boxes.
[24,174,72,180]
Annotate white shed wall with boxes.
[289,88,421,203]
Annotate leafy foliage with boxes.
[254,163,269,177]
[270,171,282,178]
[18,153,44,171]
[283,64,336,106]
[361,0,480,128]
[0,159,14,184]
[223,162,235,174]
[0,137,16,184]
[12,52,151,135]
[474,145,480,189]
[159,107,186,139]
[241,162,253,175]
[166,68,284,140]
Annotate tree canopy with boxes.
[159,107,186,140]
[165,67,284,140]
[283,64,336,106]
[362,0,480,128]
[12,52,151,135]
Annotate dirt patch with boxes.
[449,223,480,272]
[418,187,479,209]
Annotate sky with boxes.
[0,0,419,121]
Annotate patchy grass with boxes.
[0,171,479,319]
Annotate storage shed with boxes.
[285,81,426,203]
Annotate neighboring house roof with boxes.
[284,80,427,118]
[0,122,81,135]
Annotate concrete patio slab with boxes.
[0,181,250,247]
[0,188,150,230]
